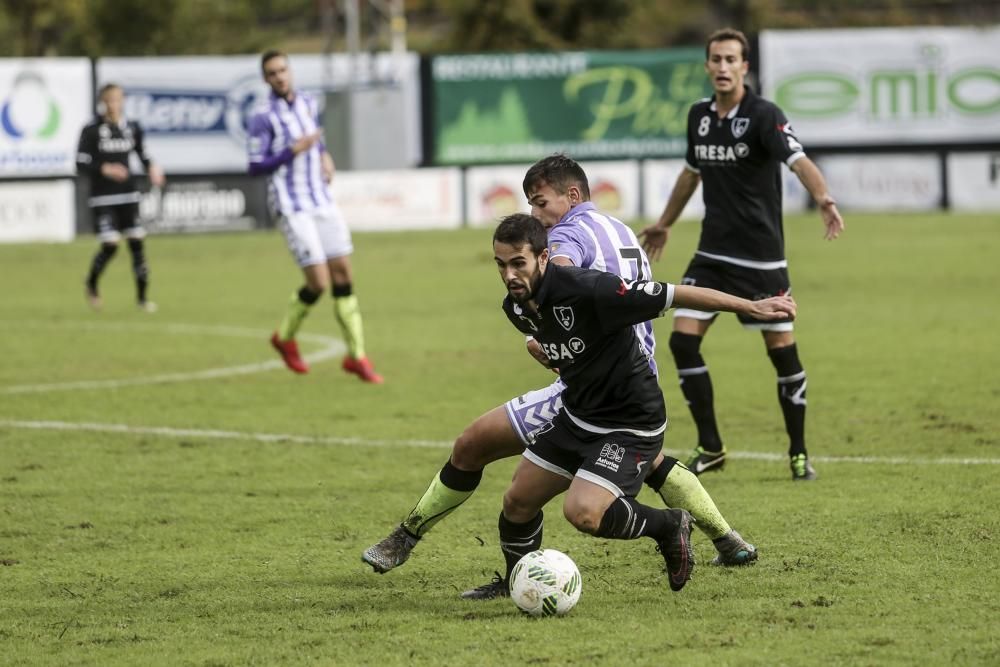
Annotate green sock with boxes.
[278,291,313,341]
[333,294,366,358]
[658,464,732,540]
[401,472,476,537]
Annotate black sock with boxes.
[298,286,322,305]
[86,243,118,292]
[670,332,723,452]
[439,459,483,492]
[127,238,149,303]
[768,344,807,457]
[643,456,680,493]
[595,497,675,542]
[499,511,543,581]
[332,283,353,298]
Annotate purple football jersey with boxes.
[247,90,333,215]
[547,202,657,375]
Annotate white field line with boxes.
[1,419,998,466]
[1,322,345,394]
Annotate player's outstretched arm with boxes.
[673,285,796,322]
[638,168,701,261]
[790,157,844,241]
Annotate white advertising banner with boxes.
[0,59,92,177]
[332,167,462,231]
[466,161,639,228]
[577,160,639,223]
[465,164,532,228]
[815,154,941,211]
[97,53,422,174]
[948,153,1000,211]
[760,27,1000,145]
[643,160,705,222]
[0,179,75,242]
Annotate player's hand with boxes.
[748,295,796,321]
[292,131,321,154]
[101,163,129,182]
[148,164,165,187]
[637,223,670,261]
[821,202,844,241]
[526,338,552,369]
[321,152,335,183]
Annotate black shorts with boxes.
[93,203,143,242]
[523,412,662,498]
[678,253,793,328]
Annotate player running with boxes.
[248,50,382,383]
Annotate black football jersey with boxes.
[685,86,805,264]
[502,264,675,434]
[76,118,153,207]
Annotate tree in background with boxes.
[0,0,997,57]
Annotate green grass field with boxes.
[1,212,998,666]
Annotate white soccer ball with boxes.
[509,549,582,617]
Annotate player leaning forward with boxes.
[248,50,382,383]
[484,214,796,592]
[364,155,758,589]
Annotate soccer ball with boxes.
[509,549,582,617]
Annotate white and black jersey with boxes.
[686,86,805,265]
[502,265,675,435]
[76,118,153,208]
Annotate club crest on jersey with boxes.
[731,117,749,138]
[554,306,575,331]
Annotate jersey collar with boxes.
[709,85,756,118]
[269,89,297,107]
[558,201,596,226]
[532,262,556,307]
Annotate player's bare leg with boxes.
[363,406,525,573]
[763,330,815,481]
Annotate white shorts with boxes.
[280,203,353,267]
[504,378,566,446]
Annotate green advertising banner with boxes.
[432,49,712,164]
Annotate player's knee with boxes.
[502,488,539,524]
[668,331,703,363]
[562,498,602,535]
[451,419,521,470]
[101,242,119,254]
[450,429,484,470]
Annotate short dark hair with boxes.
[706,28,750,62]
[98,83,121,100]
[261,49,287,74]
[522,153,590,200]
[493,213,548,256]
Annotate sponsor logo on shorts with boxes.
[596,442,626,472]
